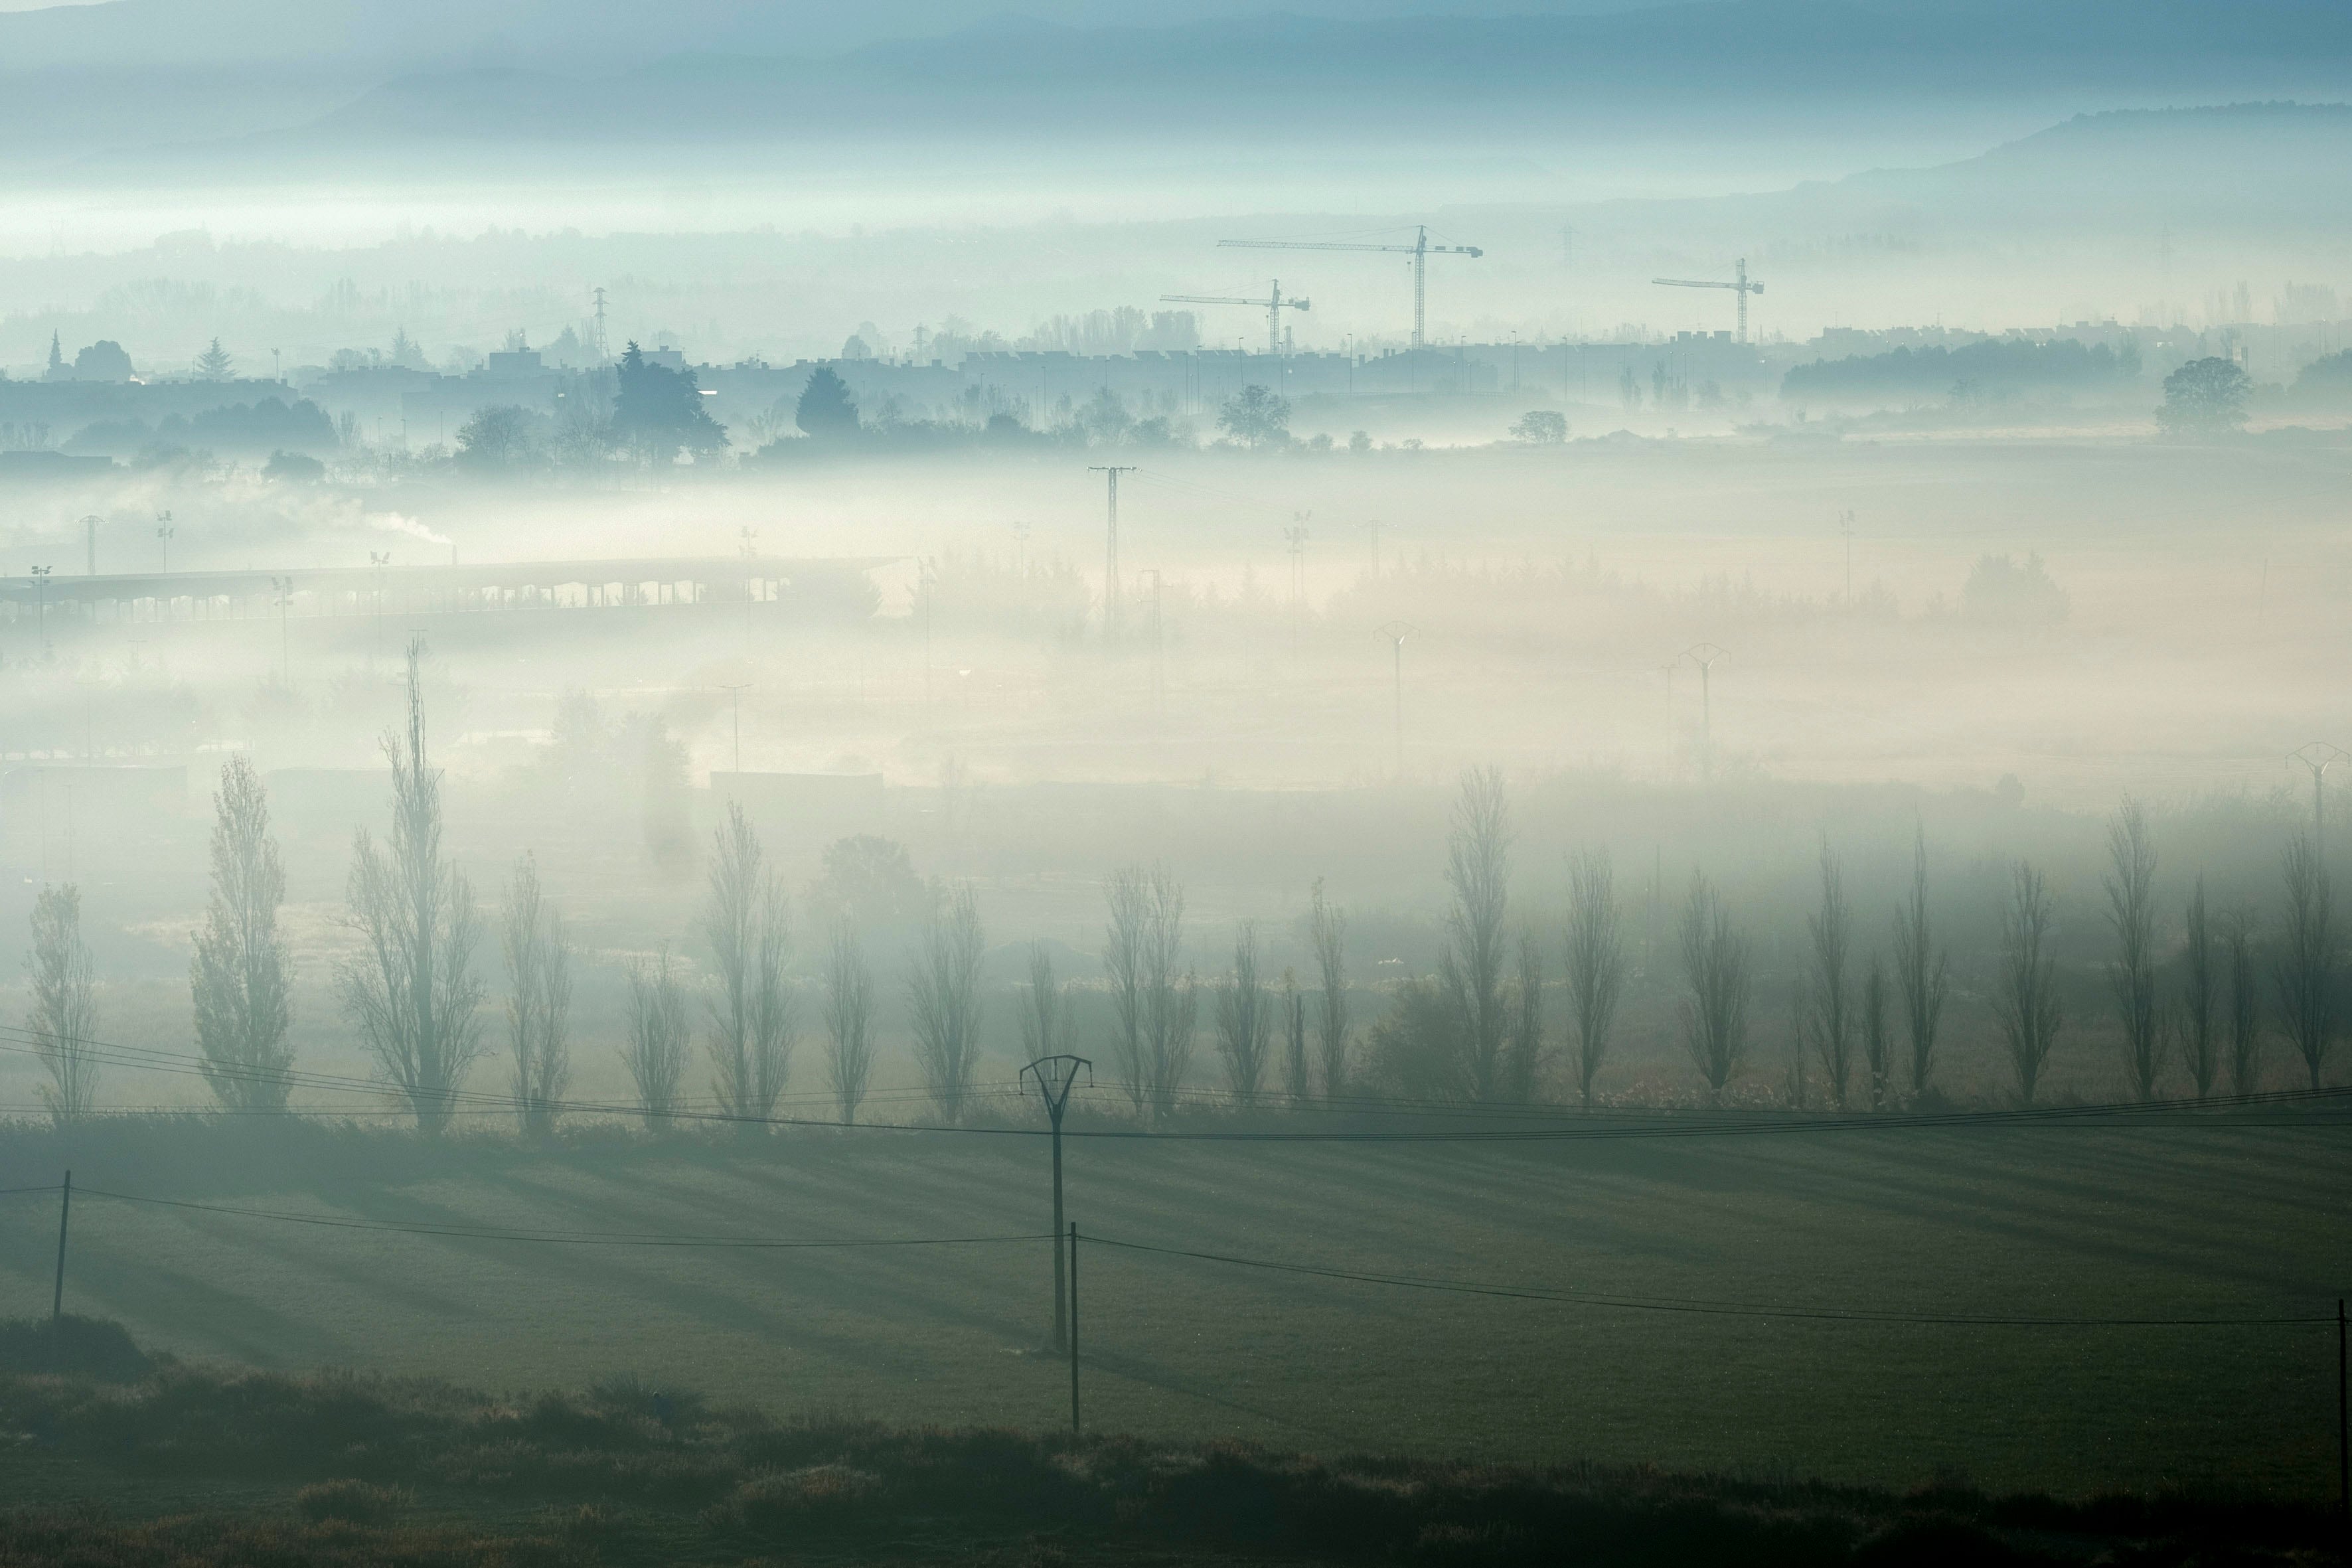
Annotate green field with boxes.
[0,1115,2344,1500]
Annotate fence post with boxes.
[51,1170,71,1328]
[1068,1222,1081,1439]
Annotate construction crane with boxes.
[1652,258,1764,345]
[1216,226,1481,351]
[1159,280,1310,357]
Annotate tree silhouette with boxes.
[796,364,861,439]
[611,342,728,465]
[1217,384,1291,449]
[2157,356,2250,434]
[195,337,233,380]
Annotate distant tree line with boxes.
[1782,339,2143,404]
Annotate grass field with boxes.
[7,1341,2341,1568]
[0,1114,2344,1502]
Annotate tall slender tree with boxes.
[1891,829,1950,1101]
[908,884,985,1121]
[703,802,792,1125]
[1804,841,1853,1108]
[191,754,294,1112]
[1995,862,2064,1105]
[1678,873,1750,1103]
[1281,967,1309,1101]
[1441,767,1512,1100]
[2223,909,2262,1096]
[1563,849,1625,1110]
[2177,874,2218,1099]
[622,947,690,1127]
[1505,929,1545,1103]
[2104,799,2163,1101]
[27,884,98,1126]
[501,853,572,1135]
[823,921,876,1125]
[1859,956,1893,1109]
[1308,878,1351,1097]
[1105,864,1193,1117]
[2274,834,2337,1091]
[1214,922,1272,1103]
[339,640,485,1135]
[1018,943,1076,1061]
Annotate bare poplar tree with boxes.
[191,753,294,1112]
[502,854,572,1135]
[1281,967,1309,1101]
[339,639,486,1135]
[1309,877,1351,1097]
[1859,956,1893,1109]
[703,802,792,1125]
[1804,841,1853,1108]
[1018,943,1076,1060]
[1214,921,1271,1103]
[1891,828,1950,1102]
[823,921,876,1124]
[2274,835,2337,1091]
[2177,874,2218,1099]
[1505,929,1544,1102]
[1441,767,1512,1100]
[1678,873,1750,1103]
[27,884,98,1126]
[1994,862,2064,1105]
[621,948,691,1126]
[908,884,985,1121]
[1106,864,1194,1117]
[1104,865,1153,1112]
[1563,848,1624,1110]
[2104,799,2163,1101]
[2223,909,2262,1096]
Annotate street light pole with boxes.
[1375,620,1415,781]
[1682,643,1729,781]
[1020,1054,1091,1350]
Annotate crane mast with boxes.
[1215,226,1482,350]
[1650,257,1765,344]
[1158,280,1311,356]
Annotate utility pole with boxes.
[270,575,293,685]
[1284,517,1310,655]
[719,682,750,774]
[1021,1054,1091,1350]
[80,514,98,576]
[2290,744,2348,866]
[1376,620,1415,780]
[592,286,609,362]
[156,512,173,577]
[1067,1222,1082,1436]
[51,1170,71,1328]
[1089,466,1136,639]
[1682,643,1729,781]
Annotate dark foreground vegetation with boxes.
[0,1322,2340,1567]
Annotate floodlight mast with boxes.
[2290,744,2349,866]
[1021,1053,1093,1350]
[1681,643,1730,779]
